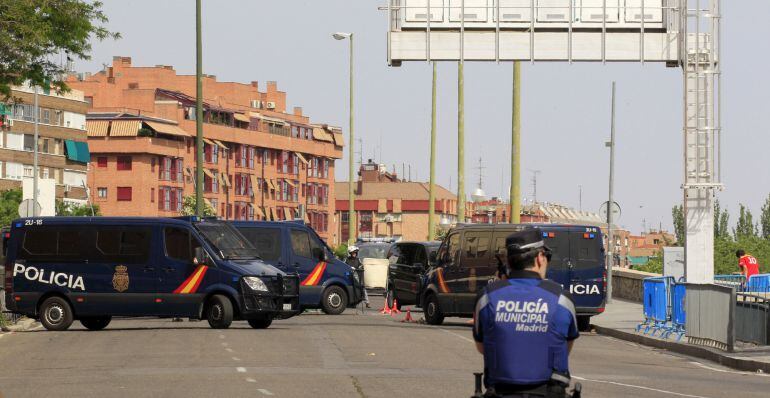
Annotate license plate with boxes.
[283,303,293,311]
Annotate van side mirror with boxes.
[312,247,327,262]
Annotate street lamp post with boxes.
[195,0,204,216]
[333,32,355,244]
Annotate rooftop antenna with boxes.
[356,138,363,170]
[475,157,486,190]
[528,169,541,203]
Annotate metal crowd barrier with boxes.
[746,274,770,293]
[637,276,685,339]
[714,274,746,290]
[715,274,770,294]
[684,283,736,352]
[735,293,770,345]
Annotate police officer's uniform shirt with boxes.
[473,270,579,387]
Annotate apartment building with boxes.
[0,84,90,205]
[67,57,342,243]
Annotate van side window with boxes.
[290,229,312,259]
[463,232,491,267]
[238,228,281,261]
[19,227,85,262]
[445,233,460,267]
[94,227,151,263]
[395,244,416,266]
[164,227,201,263]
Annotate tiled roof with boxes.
[335,181,456,201]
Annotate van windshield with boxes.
[194,222,261,260]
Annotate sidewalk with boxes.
[591,299,770,373]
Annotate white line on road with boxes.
[232,357,241,361]
[236,367,246,373]
[572,376,713,398]
[257,389,274,395]
[221,342,229,347]
[689,361,769,377]
[225,348,234,353]
[439,328,474,343]
[245,378,256,383]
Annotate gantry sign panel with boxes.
[387,0,680,63]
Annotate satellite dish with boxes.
[472,187,487,203]
[18,199,41,218]
[599,201,622,221]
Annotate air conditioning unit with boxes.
[383,215,394,223]
[250,100,262,109]
[266,102,276,109]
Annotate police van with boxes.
[3,216,300,331]
[424,224,606,330]
[230,221,365,314]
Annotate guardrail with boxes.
[736,293,770,346]
[715,274,770,293]
[684,283,735,352]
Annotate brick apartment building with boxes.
[67,56,342,243]
[0,84,90,205]
[335,160,461,242]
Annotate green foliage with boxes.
[714,236,770,275]
[761,194,770,240]
[0,188,22,227]
[0,0,119,98]
[435,227,450,242]
[734,204,758,239]
[672,205,685,246]
[181,196,216,217]
[333,243,349,261]
[636,252,663,274]
[55,200,100,216]
[714,199,731,240]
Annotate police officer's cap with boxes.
[505,228,551,268]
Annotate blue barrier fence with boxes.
[715,274,770,293]
[637,276,686,340]
[747,274,770,293]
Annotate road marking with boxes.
[225,348,234,353]
[219,335,225,339]
[439,328,474,343]
[257,389,274,395]
[232,357,241,361]
[245,378,256,383]
[573,376,712,398]
[221,342,229,347]
[236,367,246,373]
[689,361,769,377]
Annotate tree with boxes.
[0,0,119,98]
[672,205,685,246]
[55,200,99,216]
[714,199,731,240]
[761,194,770,240]
[181,196,216,217]
[734,204,758,239]
[0,188,22,227]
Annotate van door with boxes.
[237,226,285,271]
[542,229,571,290]
[389,243,420,306]
[289,228,325,306]
[568,229,605,309]
[437,232,462,313]
[157,226,209,317]
[456,231,492,313]
[88,226,157,316]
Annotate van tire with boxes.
[577,315,591,332]
[39,296,74,331]
[206,294,233,329]
[247,317,273,329]
[424,293,444,325]
[80,316,112,331]
[321,286,348,315]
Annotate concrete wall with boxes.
[611,267,661,302]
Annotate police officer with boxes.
[473,228,579,397]
[345,246,370,308]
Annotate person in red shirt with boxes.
[737,250,761,281]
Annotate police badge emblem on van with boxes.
[113,265,129,292]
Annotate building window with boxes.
[23,134,34,151]
[117,187,132,201]
[117,156,132,171]
[97,157,108,168]
[97,187,107,198]
[151,188,155,203]
[23,165,34,178]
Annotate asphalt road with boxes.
[1,308,769,398]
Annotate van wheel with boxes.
[577,315,591,332]
[39,296,74,331]
[321,286,348,315]
[247,317,273,329]
[206,294,233,329]
[424,294,444,325]
[386,288,402,311]
[80,316,112,331]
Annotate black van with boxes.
[385,241,441,310]
[423,224,606,330]
[4,216,300,331]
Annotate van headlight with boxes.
[243,276,269,292]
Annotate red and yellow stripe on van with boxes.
[173,265,209,294]
[301,262,327,286]
[436,268,450,293]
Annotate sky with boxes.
[73,0,770,234]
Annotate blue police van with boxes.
[3,216,300,331]
[230,221,365,314]
[423,224,606,330]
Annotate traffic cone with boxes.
[390,299,402,316]
[379,297,391,315]
[401,309,415,323]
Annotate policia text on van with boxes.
[3,217,300,331]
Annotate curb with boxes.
[592,324,770,374]
[2,318,39,333]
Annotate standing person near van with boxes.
[345,246,370,308]
[473,228,579,397]
[737,250,761,282]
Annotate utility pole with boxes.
[606,82,617,304]
[33,85,39,216]
[332,32,355,244]
[195,0,204,216]
[510,61,521,224]
[457,60,465,224]
[427,62,437,241]
[579,185,583,212]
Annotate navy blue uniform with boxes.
[473,270,579,389]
